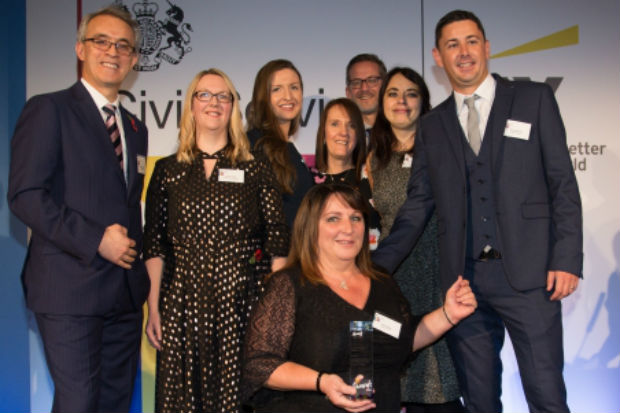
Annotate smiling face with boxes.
[317,194,365,266]
[269,68,302,129]
[324,105,357,168]
[75,14,138,101]
[191,74,232,135]
[383,73,422,132]
[432,19,490,95]
[345,60,382,116]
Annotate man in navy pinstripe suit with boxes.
[8,5,149,412]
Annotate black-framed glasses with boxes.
[193,90,233,104]
[348,76,382,90]
[83,38,136,56]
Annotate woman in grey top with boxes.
[365,67,464,413]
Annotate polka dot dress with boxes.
[144,149,289,413]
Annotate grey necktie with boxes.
[464,96,481,155]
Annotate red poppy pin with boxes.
[249,248,263,264]
[127,115,138,132]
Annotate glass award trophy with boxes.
[349,321,374,399]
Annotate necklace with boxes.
[325,168,353,185]
[327,272,355,290]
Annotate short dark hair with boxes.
[346,53,387,85]
[435,10,486,48]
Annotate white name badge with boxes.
[372,311,401,339]
[504,119,531,140]
[218,168,244,183]
[136,155,146,174]
[402,153,413,168]
[368,227,380,251]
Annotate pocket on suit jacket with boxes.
[521,202,551,219]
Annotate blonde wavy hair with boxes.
[176,68,252,164]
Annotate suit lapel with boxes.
[438,95,467,179]
[487,76,515,175]
[70,83,127,187]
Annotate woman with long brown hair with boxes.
[312,98,380,249]
[367,67,463,412]
[247,59,314,230]
[241,184,477,412]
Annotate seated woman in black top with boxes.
[311,98,381,249]
[241,184,477,412]
[246,59,314,230]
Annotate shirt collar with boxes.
[81,78,120,112]
[454,73,496,113]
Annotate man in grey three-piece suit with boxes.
[8,5,149,412]
[373,10,582,413]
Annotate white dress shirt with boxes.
[454,74,496,144]
[81,78,128,181]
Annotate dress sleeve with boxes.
[143,159,171,260]
[241,271,296,402]
[256,156,290,257]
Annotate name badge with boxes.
[218,168,244,183]
[136,155,146,174]
[368,228,380,251]
[402,153,413,168]
[504,119,531,140]
[372,312,401,339]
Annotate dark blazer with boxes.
[8,82,150,315]
[373,75,583,294]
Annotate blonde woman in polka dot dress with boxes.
[143,68,289,413]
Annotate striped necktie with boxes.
[102,104,123,170]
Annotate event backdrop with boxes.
[14,0,620,412]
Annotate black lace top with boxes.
[241,265,421,412]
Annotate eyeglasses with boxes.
[193,90,233,104]
[348,76,382,90]
[83,38,136,56]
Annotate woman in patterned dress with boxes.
[366,67,464,412]
[143,69,289,413]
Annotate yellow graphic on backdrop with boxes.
[141,156,164,202]
[141,155,162,413]
[491,25,578,59]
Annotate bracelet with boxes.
[316,371,324,393]
[443,305,456,327]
